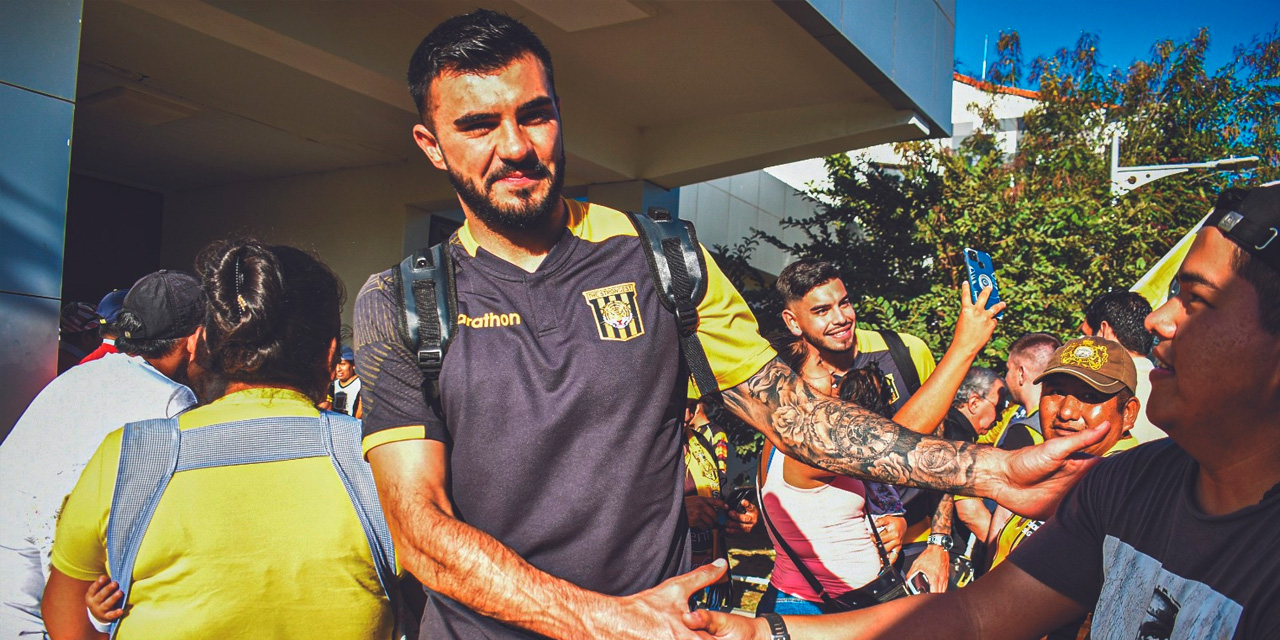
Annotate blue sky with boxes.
[954,0,1280,81]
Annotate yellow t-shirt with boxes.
[51,388,394,640]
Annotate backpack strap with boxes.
[625,208,719,400]
[392,241,458,421]
[878,330,922,395]
[322,412,404,638]
[106,418,181,638]
[105,415,402,638]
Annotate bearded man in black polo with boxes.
[354,10,1106,640]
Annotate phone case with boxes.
[963,247,1004,319]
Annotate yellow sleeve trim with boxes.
[361,425,427,459]
[568,200,640,243]
[686,244,777,397]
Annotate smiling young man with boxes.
[353,10,1108,640]
[776,259,969,593]
[685,184,1280,640]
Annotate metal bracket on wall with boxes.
[1109,133,1259,197]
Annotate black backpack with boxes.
[390,207,721,419]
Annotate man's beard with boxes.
[803,329,854,357]
[446,151,566,231]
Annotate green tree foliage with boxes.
[716,28,1279,460]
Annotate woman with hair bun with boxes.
[43,239,400,640]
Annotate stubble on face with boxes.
[788,280,856,359]
[443,146,566,232]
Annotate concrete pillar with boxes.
[586,180,681,217]
[0,0,83,442]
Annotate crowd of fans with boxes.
[2,8,1279,640]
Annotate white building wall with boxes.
[679,169,820,276]
[760,78,1040,202]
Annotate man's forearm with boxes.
[380,482,613,638]
[724,358,1002,497]
[42,569,101,640]
[892,343,980,435]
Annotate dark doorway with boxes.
[61,174,164,304]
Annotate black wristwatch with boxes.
[927,533,954,551]
[759,612,790,640]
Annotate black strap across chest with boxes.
[391,207,717,419]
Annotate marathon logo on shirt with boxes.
[457,312,523,329]
[582,282,645,342]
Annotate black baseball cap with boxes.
[1206,183,1280,273]
[120,270,205,340]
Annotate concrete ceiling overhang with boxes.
[72,0,940,195]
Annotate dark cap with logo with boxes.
[1034,336,1137,395]
[120,270,205,340]
[1206,183,1280,273]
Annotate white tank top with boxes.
[760,448,884,600]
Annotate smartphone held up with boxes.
[963,247,1004,319]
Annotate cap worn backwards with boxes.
[1206,183,1280,273]
[120,270,205,340]
[96,289,129,325]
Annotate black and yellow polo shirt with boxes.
[353,199,774,638]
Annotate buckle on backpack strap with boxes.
[673,303,698,337]
[417,347,443,372]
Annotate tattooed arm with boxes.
[722,358,1106,519]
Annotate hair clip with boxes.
[234,257,245,315]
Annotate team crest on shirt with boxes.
[1061,338,1109,370]
[582,283,645,341]
[884,372,901,405]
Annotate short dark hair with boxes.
[1231,245,1280,334]
[196,239,344,403]
[954,367,1001,407]
[776,260,842,304]
[114,315,185,359]
[407,9,556,124]
[1084,290,1154,354]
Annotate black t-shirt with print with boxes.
[1010,439,1280,639]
